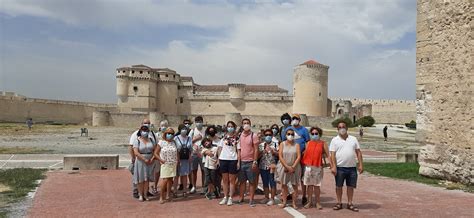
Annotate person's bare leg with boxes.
[292,184,298,208]
[144,181,150,199]
[302,181,306,201]
[222,173,229,198]
[249,182,256,201]
[280,185,288,208]
[239,180,246,201]
[315,186,322,209]
[166,179,172,200]
[305,185,313,208]
[336,187,343,204]
[154,171,160,192]
[173,176,178,193]
[347,187,354,204]
[159,179,166,203]
[137,183,144,198]
[181,176,188,195]
[263,187,269,200]
[271,187,276,201]
[229,174,237,198]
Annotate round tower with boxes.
[292,60,329,117]
[228,83,245,107]
[116,68,129,98]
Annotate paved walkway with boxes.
[28,169,473,217]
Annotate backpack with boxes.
[177,136,191,160]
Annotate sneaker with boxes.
[260,198,269,204]
[138,196,144,202]
[133,192,139,199]
[227,197,233,206]
[214,190,220,198]
[249,200,256,207]
[219,197,228,205]
[188,184,193,190]
[266,200,274,206]
[205,193,213,200]
[190,187,196,194]
[147,191,154,197]
[178,184,183,191]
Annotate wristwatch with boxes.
[253,160,258,165]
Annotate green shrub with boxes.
[331,116,354,128]
[355,116,376,127]
[405,120,416,129]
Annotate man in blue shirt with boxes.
[281,114,310,205]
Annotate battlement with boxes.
[330,97,416,106]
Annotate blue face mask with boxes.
[311,134,319,141]
[161,127,167,132]
[166,133,173,140]
[264,136,272,143]
[282,119,289,125]
[196,122,203,129]
[141,131,149,138]
[227,127,235,133]
[272,128,278,135]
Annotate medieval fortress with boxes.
[0,60,415,128]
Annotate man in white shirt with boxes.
[188,116,206,194]
[330,121,363,212]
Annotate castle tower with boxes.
[116,65,158,113]
[292,60,329,117]
[228,83,246,107]
[156,68,179,115]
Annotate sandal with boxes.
[316,203,323,210]
[347,203,359,212]
[278,203,286,208]
[333,203,343,210]
[304,202,312,209]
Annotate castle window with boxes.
[175,98,177,104]
[180,97,184,103]
[173,75,176,79]
[132,71,135,74]
[140,71,143,74]
[166,74,169,77]
[122,70,125,73]
[319,92,321,96]
[178,86,181,90]
[133,86,138,94]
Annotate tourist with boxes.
[26,118,33,131]
[277,129,301,209]
[188,116,206,194]
[258,129,279,206]
[359,125,364,138]
[383,125,388,141]
[155,128,178,204]
[238,118,260,207]
[281,114,310,205]
[217,121,239,206]
[330,121,363,212]
[302,127,330,209]
[174,124,192,197]
[279,113,291,140]
[129,119,157,199]
[206,125,222,197]
[201,138,219,200]
[132,124,157,202]
[152,119,168,194]
[270,124,281,144]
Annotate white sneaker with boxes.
[227,197,233,206]
[138,196,144,202]
[219,197,228,205]
[266,200,274,206]
[190,187,196,194]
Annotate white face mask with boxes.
[338,128,347,136]
[243,124,251,131]
[287,135,294,141]
[291,120,300,126]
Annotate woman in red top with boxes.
[301,127,330,210]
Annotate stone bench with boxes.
[397,152,419,163]
[63,154,119,170]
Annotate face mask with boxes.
[311,135,319,141]
[272,129,278,135]
[227,127,235,133]
[166,133,174,140]
[287,135,294,141]
[142,124,150,128]
[209,131,216,137]
[243,124,251,131]
[264,136,272,143]
[141,131,149,138]
[180,129,187,136]
[291,120,300,126]
[282,119,289,125]
[196,122,203,129]
[161,127,167,132]
[338,128,347,136]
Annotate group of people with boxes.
[128,113,363,212]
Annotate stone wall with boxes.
[416,0,473,184]
[0,95,116,125]
[189,98,293,116]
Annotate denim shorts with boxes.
[335,167,358,188]
[260,169,276,188]
[238,161,257,183]
[219,160,238,174]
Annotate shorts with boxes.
[191,155,201,171]
[238,161,257,183]
[219,160,238,174]
[178,159,191,176]
[204,167,218,187]
[303,166,323,186]
[335,167,358,188]
[260,169,276,189]
[160,163,177,179]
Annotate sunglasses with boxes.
[286,133,295,136]
[264,134,272,137]
[140,126,149,131]
[311,133,319,135]
[292,117,299,120]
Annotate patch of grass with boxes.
[364,162,440,185]
[0,168,46,216]
[0,147,53,154]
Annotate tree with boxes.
[355,116,376,127]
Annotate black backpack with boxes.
[177,136,191,160]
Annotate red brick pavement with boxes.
[28,169,473,217]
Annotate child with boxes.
[201,138,219,199]
[259,129,279,206]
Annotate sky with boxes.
[0,0,416,103]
